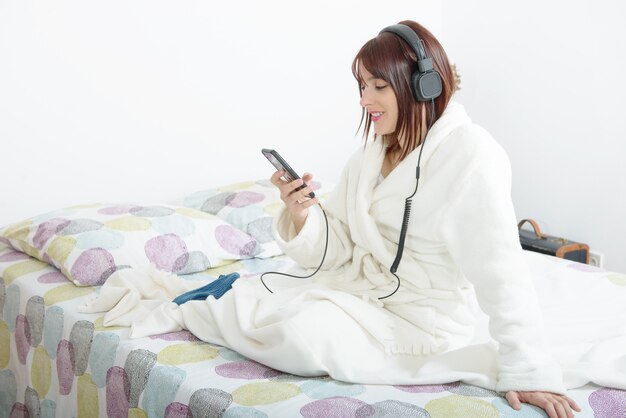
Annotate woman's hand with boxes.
[505,391,581,418]
[270,170,318,234]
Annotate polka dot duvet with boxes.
[0,180,624,417]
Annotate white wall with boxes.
[0,0,441,221]
[2,0,625,272]
[441,0,626,272]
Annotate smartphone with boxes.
[261,148,315,199]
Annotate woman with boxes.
[270,20,580,418]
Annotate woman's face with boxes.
[358,63,399,137]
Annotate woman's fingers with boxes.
[286,178,306,195]
[505,391,522,410]
[542,402,558,418]
[506,391,580,418]
[298,196,319,210]
[270,171,317,217]
[285,185,315,206]
[553,400,570,418]
[270,170,286,186]
[566,396,581,412]
[271,171,315,195]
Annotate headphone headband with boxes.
[379,24,428,62]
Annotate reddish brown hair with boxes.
[352,20,457,161]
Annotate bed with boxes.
[1,179,625,418]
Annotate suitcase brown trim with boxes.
[517,219,544,240]
[556,243,590,263]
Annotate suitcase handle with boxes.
[517,218,544,240]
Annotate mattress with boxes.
[1,179,625,417]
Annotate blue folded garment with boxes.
[172,272,240,305]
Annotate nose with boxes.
[359,89,372,107]
[360,89,372,108]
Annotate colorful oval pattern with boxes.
[31,345,52,399]
[301,397,373,418]
[425,395,499,418]
[232,382,301,406]
[215,360,281,380]
[215,225,259,257]
[144,234,189,272]
[0,320,10,369]
[70,248,117,286]
[157,342,218,365]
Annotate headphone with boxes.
[379,24,442,102]
[377,23,440,278]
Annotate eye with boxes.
[375,84,388,90]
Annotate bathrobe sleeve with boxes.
[272,164,355,270]
[439,127,566,394]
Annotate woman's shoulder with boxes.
[438,118,508,164]
[426,111,511,183]
[344,140,384,168]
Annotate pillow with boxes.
[180,179,327,252]
[0,203,274,286]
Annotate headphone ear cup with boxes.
[412,70,443,101]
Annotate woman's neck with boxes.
[381,147,401,178]
[383,107,428,161]
[380,112,428,178]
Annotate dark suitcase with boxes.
[518,218,589,264]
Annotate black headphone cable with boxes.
[260,203,329,294]
[261,99,435,300]
[382,98,435,299]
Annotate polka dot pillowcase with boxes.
[180,178,328,249]
[0,203,279,286]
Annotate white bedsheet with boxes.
[79,251,626,391]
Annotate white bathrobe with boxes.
[84,101,626,394]
[272,101,565,394]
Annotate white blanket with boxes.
[79,251,626,391]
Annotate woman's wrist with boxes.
[291,210,308,235]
